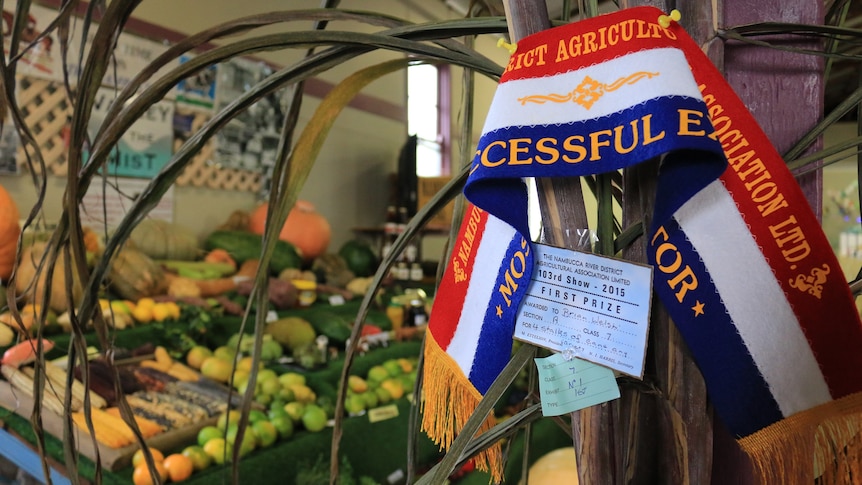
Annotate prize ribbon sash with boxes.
[422,6,862,483]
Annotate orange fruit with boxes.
[163,453,194,482]
[132,462,168,485]
[181,445,212,472]
[131,448,164,469]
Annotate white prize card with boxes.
[514,244,653,377]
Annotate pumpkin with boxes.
[107,247,167,300]
[14,241,83,313]
[0,184,20,282]
[248,200,331,262]
[129,219,200,261]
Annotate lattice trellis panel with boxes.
[17,76,71,176]
[173,109,262,192]
[14,76,262,192]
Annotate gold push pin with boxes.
[658,9,681,28]
[497,37,517,54]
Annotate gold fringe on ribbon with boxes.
[738,391,862,484]
[421,334,504,483]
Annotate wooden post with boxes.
[501,2,612,484]
[614,2,714,484]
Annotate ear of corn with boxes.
[71,410,131,449]
[20,365,82,412]
[153,346,172,369]
[104,407,163,438]
[166,362,200,382]
[2,364,66,416]
[139,359,171,372]
[44,361,108,409]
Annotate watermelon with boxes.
[204,230,302,274]
[338,239,379,277]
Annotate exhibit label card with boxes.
[535,352,620,416]
[514,244,652,378]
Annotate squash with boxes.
[129,219,199,261]
[167,275,202,299]
[14,241,83,313]
[0,184,20,282]
[248,200,331,262]
[107,247,167,300]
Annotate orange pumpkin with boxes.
[248,200,331,261]
[0,184,20,281]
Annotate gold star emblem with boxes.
[496,305,503,318]
[692,300,705,317]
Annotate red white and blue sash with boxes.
[422,6,862,482]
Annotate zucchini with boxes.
[203,230,302,273]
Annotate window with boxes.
[407,63,450,176]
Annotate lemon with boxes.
[278,372,306,387]
[197,425,222,447]
[301,404,328,432]
[132,305,153,324]
[151,304,172,322]
[251,420,278,448]
[109,300,130,315]
[181,445,212,471]
[185,346,213,370]
[165,302,181,319]
[201,357,233,383]
[217,410,242,431]
[202,437,229,466]
[136,297,156,309]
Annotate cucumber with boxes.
[203,230,302,273]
